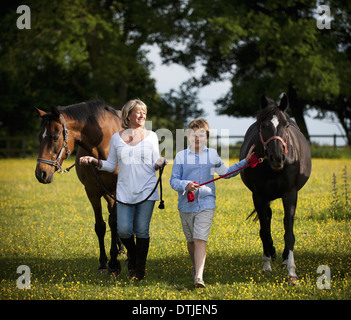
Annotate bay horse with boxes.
[35,101,123,274]
[239,93,311,284]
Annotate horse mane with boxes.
[59,100,120,123]
[41,100,120,126]
[256,105,280,125]
[256,105,290,126]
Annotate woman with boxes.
[79,99,166,280]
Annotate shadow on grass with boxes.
[2,248,349,292]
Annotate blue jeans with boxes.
[117,200,155,239]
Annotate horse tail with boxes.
[246,208,259,222]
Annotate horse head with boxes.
[258,93,290,171]
[35,106,74,183]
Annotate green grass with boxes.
[0,158,350,300]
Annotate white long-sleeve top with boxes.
[99,130,160,204]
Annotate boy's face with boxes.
[188,128,208,150]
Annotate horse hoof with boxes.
[286,275,299,285]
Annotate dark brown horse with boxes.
[240,94,311,284]
[35,101,123,273]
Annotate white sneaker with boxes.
[194,278,205,288]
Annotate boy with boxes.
[170,118,255,288]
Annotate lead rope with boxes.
[186,153,263,202]
[89,162,165,209]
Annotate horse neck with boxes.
[254,124,266,158]
[65,113,122,159]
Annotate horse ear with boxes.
[260,95,269,109]
[279,93,288,111]
[35,107,47,117]
[51,106,60,119]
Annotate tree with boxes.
[0,0,203,136]
[309,0,351,145]
[155,0,351,144]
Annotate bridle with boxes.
[259,126,289,154]
[37,114,72,173]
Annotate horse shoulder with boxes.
[240,122,259,159]
[288,124,312,188]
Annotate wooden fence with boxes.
[0,136,39,158]
[211,134,347,149]
[0,134,348,158]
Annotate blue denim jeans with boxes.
[117,200,155,239]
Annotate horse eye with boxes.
[52,135,59,142]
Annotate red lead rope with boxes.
[187,153,263,202]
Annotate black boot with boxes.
[135,237,150,281]
[121,235,136,278]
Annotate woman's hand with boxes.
[79,156,100,168]
[155,157,168,170]
[245,144,256,163]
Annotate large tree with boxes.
[156,0,351,144]
[309,0,351,145]
[0,0,202,136]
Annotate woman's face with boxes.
[128,105,147,128]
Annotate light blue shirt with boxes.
[170,146,248,213]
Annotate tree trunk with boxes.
[336,108,351,146]
[288,84,310,142]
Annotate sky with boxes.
[145,45,346,147]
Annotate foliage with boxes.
[0,0,203,136]
[0,158,350,299]
[2,0,350,144]
[330,166,351,220]
[309,144,351,159]
[156,0,351,144]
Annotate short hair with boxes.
[187,118,210,139]
[121,99,147,129]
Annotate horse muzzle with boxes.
[268,153,285,171]
[35,164,54,184]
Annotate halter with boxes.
[37,114,72,173]
[259,127,289,154]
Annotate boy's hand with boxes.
[245,144,256,163]
[185,181,200,192]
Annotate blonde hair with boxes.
[187,118,210,139]
[121,99,147,129]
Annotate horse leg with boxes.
[87,192,108,272]
[105,196,122,275]
[253,193,276,273]
[281,190,298,285]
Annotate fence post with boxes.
[21,136,26,158]
[333,134,337,149]
[6,139,12,157]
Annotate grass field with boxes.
[0,158,350,300]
